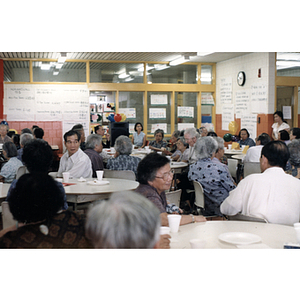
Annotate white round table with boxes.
[170,221,298,249]
[63,177,139,210]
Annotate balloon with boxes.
[114,113,122,122]
[223,133,232,142]
[120,113,127,122]
[107,113,115,122]
[228,121,238,135]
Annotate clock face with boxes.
[237,71,246,86]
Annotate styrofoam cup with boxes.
[167,215,181,233]
[294,227,300,243]
[228,145,232,150]
[96,170,104,181]
[160,226,171,235]
[190,239,206,249]
[62,172,70,182]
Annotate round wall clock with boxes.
[237,71,246,86]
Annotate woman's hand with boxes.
[158,234,171,249]
[195,215,206,222]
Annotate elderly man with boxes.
[106,135,141,176]
[199,126,208,137]
[0,124,11,144]
[57,130,92,178]
[184,127,199,164]
[85,191,170,249]
[221,141,300,226]
[17,133,34,163]
[243,133,271,163]
[84,134,104,178]
[94,125,110,148]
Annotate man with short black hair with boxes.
[221,141,300,225]
[57,130,92,178]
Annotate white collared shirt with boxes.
[57,148,92,178]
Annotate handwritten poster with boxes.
[241,114,257,141]
[150,94,168,105]
[149,108,166,119]
[177,123,195,131]
[250,83,268,114]
[222,104,234,131]
[151,123,167,133]
[235,90,250,118]
[177,106,194,118]
[220,77,232,104]
[201,93,215,105]
[119,108,136,119]
[283,106,292,119]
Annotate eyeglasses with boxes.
[155,169,174,180]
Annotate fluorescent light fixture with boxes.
[197,52,214,56]
[119,72,130,79]
[125,76,134,82]
[58,52,67,63]
[169,55,189,66]
[55,63,64,69]
[53,71,59,75]
[137,65,154,72]
[154,64,169,70]
[41,63,51,70]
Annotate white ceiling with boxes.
[0,52,251,63]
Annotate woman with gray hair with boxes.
[286,140,300,179]
[188,136,236,216]
[0,141,23,183]
[85,191,167,249]
[149,129,168,153]
[106,135,141,176]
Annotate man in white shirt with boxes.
[184,127,199,164]
[57,130,92,178]
[221,141,300,226]
[244,133,271,163]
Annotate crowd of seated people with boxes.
[2,120,300,249]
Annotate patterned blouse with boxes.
[188,158,236,216]
[106,154,141,176]
[149,140,168,149]
[0,157,23,183]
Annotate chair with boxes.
[193,181,205,214]
[165,189,182,207]
[1,201,15,229]
[226,213,268,223]
[243,162,261,177]
[16,165,28,180]
[103,169,136,181]
[227,158,238,181]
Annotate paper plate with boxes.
[218,232,261,245]
[87,180,110,186]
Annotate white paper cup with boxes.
[160,226,171,235]
[145,146,149,150]
[294,227,300,243]
[228,145,232,150]
[190,239,206,249]
[167,215,181,233]
[157,151,162,155]
[0,182,3,194]
[55,178,63,183]
[62,172,70,182]
[96,170,104,181]
[294,223,300,227]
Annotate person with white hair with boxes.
[106,135,141,176]
[84,134,104,178]
[188,136,236,216]
[0,124,11,144]
[184,127,199,164]
[17,133,34,163]
[85,191,170,249]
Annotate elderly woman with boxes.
[149,129,168,153]
[132,122,146,148]
[84,134,104,177]
[0,173,93,248]
[135,152,206,226]
[188,136,236,216]
[167,130,181,159]
[272,111,290,140]
[290,127,300,141]
[175,137,189,162]
[106,135,141,176]
[0,124,11,144]
[238,128,255,148]
[0,141,23,183]
[286,140,300,179]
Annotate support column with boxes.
[0,60,3,119]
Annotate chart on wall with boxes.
[4,84,89,122]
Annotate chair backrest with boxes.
[16,165,28,180]
[227,158,238,180]
[226,213,268,223]
[244,162,261,177]
[165,189,182,207]
[103,169,136,181]
[1,201,15,229]
[193,181,205,210]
